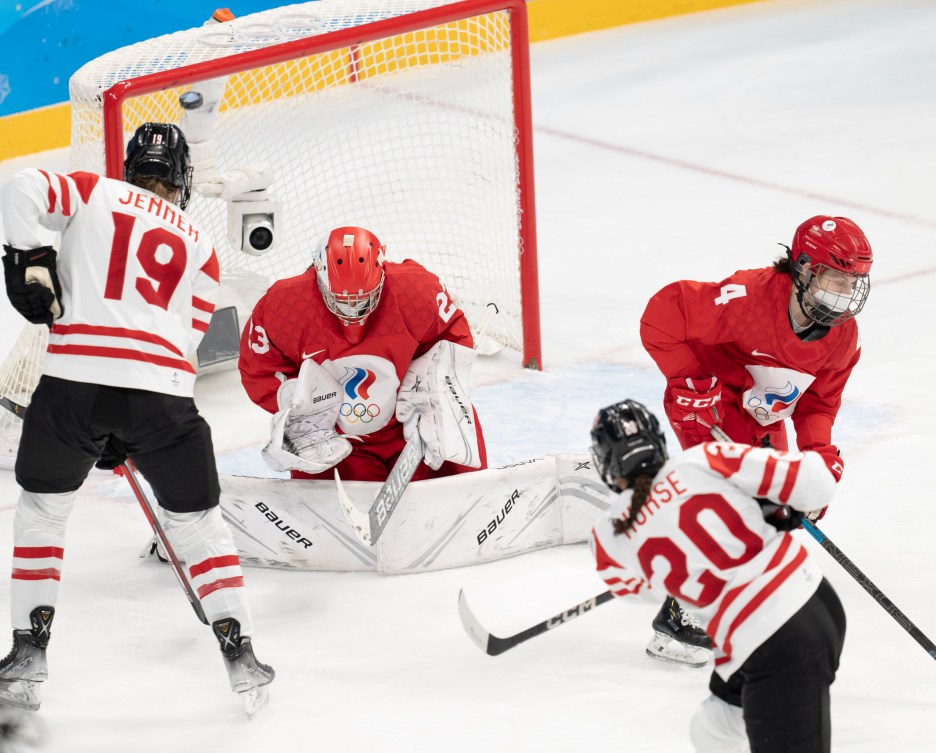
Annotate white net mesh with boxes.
[0,325,48,461]
[0,0,537,461]
[69,0,534,356]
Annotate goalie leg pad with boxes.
[262,358,352,474]
[396,341,481,471]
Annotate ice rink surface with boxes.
[1,0,935,749]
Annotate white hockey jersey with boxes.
[1,169,219,397]
[592,441,837,679]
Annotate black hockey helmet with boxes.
[124,122,193,209]
[590,399,668,491]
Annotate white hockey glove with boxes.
[261,358,352,474]
[395,341,481,471]
[196,163,273,200]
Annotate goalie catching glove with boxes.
[3,245,63,325]
[395,340,481,471]
[262,358,352,474]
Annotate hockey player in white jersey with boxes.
[0,122,273,714]
[590,400,846,753]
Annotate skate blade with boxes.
[645,634,712,669]
[239,684,270,719]
[0,680,42,712]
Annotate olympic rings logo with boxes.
[341,402,381,424]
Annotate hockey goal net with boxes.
[0,0,540,459]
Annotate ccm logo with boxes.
[675,395,720,408]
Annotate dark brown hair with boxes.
[772,256,792,274]
[612,474,654,535]
[132,175,178,203]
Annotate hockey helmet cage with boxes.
[591,399,668,492]
[788,215,872,327]
[313,227,386,340]
[124,122,193,209]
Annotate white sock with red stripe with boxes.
[11,490,77,630]
[162,507,253,635]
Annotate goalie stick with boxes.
[336,434,425,546]
[458,588,615,656]
[709,425,936,661]
[336,302,499,546]
[0,394,209,626]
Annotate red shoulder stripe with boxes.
[57,173,72,216]
[200,249,220,283]
[69,171,101,205]
[37,169,55,213]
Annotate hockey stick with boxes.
[0,395,209,626]
[336,302,500,546]
[458,588,615,656]
[709,425,936,660]
[117,462,208,625]
[800,518,936,660]
[336,434,425,546]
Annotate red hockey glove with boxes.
[667,376,723,447]
[813,444,844,483]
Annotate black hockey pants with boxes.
[16,375,220,513]
[709,577,846,753]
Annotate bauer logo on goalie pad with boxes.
[255,501,313,549]
[477,489,519,545]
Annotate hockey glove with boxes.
[95,436,129,471]
[261,358,352,474]
[396,341,481,471]
[667,376,723,447]
[812,444,844,483]
[755,498,804,532]
[2,245,63,325]
[805,507,827,523]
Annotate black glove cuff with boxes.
[3,245,57,270]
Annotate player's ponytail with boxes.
[612,474,653,535]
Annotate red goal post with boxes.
[74,0,541,369]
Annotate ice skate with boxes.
[0,608,54,712]
[646,597,713,669]
[212,618,275,719]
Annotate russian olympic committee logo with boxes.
[339,367,381,424]
[746,381,801,421]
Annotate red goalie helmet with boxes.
[789,215,872,327]
[314,226,386,342]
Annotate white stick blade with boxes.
[458,589,492,654]
[335,469,372,545]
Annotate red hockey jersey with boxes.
[640,267,860,451]
[1,169,219,397]
[240,260,476,445]
[592,441,836,679]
